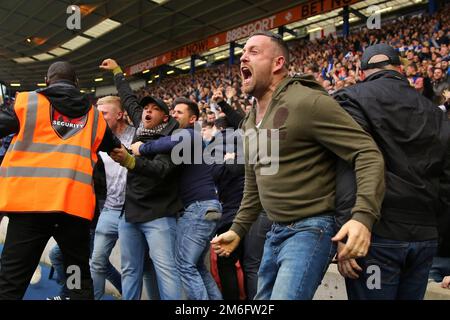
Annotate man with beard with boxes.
[130,97,223,300]
[211,31,385,300]
[100,59,182,300]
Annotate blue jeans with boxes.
[90,208,122,300]
[176,200,223,300]
[49,228,122,298]
[119,215,182,300]
[345,234,438,300]
[255,215,336,300]
[49,245,70,297]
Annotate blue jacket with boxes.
[139,126,218,207]
[0,134,13,158]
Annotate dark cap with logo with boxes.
[361,43,401,70]
[140,96,170,115]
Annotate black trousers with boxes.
[242,211,272,299]
[0,213,93,300]
[217,211,272,300]
[216,224,244,300]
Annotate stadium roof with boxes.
[0,0,311,90]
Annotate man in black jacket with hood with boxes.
[0,61,120,300]
[208,97,272,300]
[333,44,450,300]
[100,58,182,300]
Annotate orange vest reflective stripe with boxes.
[0,91,107,220]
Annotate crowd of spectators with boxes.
[1,3,450,300]
[130,4,449,122]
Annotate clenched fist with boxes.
[100,58,119,71]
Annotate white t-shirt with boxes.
[99,125,136,210]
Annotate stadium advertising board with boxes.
[126,0,361,75]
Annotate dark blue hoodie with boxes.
[209,129,245,229]
[138,126,218,207]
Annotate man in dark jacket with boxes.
[208,99,272,300]
[130,96,223,300]
[213,91,246,130]
[333,43,450,300]
[100,59,182,300]
[209,116,246,299]
[0,134,12,165]
[0,61,120,300]
[432,67,450,105]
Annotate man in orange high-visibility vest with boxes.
[0,61,120,300]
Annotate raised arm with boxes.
[100,59,143,127]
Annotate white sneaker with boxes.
[30,265,42,285]
[46,295,70,300]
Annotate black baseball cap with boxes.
[361,43,401,70]
[140,96,170,115]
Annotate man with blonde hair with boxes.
[90,95,136,299]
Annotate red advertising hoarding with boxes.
[126,0,361,75]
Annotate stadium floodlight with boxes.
[307,15,322,21]
[10,83,21,87]
[94,78,103,82]
[32,53,54,61]
[154,75,160,79]
[61,35,91,50]
[215,55,227,61]
[336,17,359,26]
[283,35,295,41]
[181,65,190,70]
[13,57,35,63]
[167,70,175,75]
[142,69,150,74]
[307,27,322,33]
[48,47,71,57]
[150,0,169,4]
[374,6,392,14]
[37,83,47,87]
[148,80,153,84]
[83,19,121,38]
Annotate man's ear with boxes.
[163,114,169,123]
[75,77,79,88]
[273,56,286,73]
[189,115,197,125]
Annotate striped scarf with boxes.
[136,121,168,139]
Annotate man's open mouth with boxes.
[241,66,253,84]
